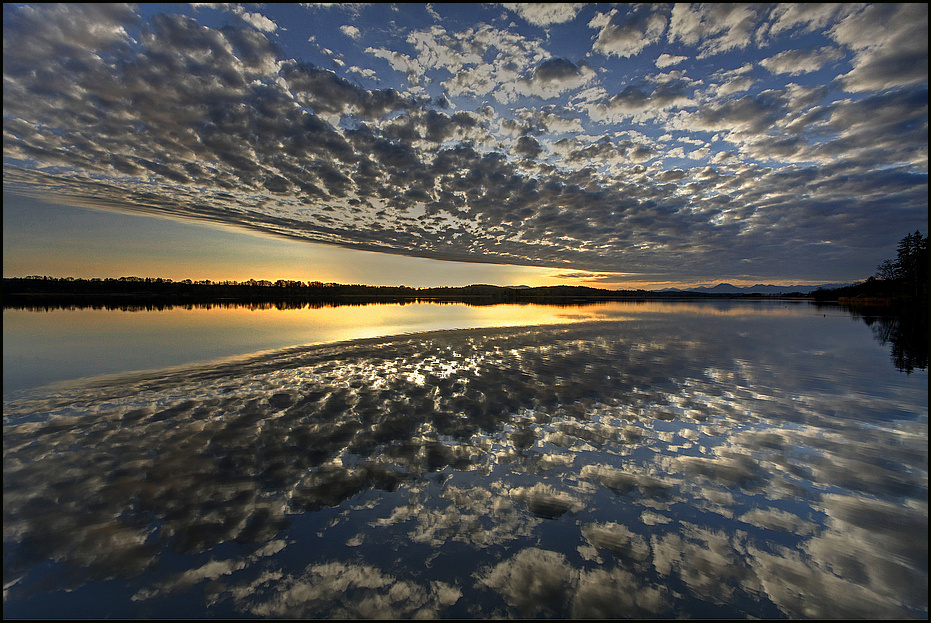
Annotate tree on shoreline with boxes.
[876,230,928,299]
[813,230,928,304]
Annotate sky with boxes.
[2,3,928,289]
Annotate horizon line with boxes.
[3,274,848,292]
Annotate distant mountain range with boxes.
[658,283,851,295]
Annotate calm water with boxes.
[3,301,639,397]
[2,300,927,618]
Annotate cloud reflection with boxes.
[3,316,927,617]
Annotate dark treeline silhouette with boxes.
[2,298,427,313]
[2,276,795,309]
[813,230,928,305]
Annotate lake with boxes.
[2,299,927,618]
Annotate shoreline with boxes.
[2,291,817,311]
[2,276,817,308]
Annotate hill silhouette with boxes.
[662,283,848,295]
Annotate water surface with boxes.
[2,300,927,618]
[4,300,638,396]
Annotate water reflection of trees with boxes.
[827,304,929,373]
[862,310,928,373]
[2,297,634,312]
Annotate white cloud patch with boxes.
[501,2,586,27]
[235,8,278,32]
[365,46,421,82]
[760,46,844,76]
[656,53,687,68]
[340,24,361,40]
[759,3,857,41]
[669,3,765,58]
[705,62,755,97]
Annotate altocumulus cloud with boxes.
[2,3,927,283]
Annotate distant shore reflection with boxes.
[4,313,926,618]
[0,295,817,313]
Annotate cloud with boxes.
[301,2,371,11]
[588,5,669,58]
[668,3,765,58]
[551,136,656,169]
[1,3,137,63]
[532,57,585,83]
[364,46,421,83]
[404,25,484,76]
[500,106,585,137]
[506,57,597,101]
[340,24,361,39]
[827,3,928,92]
[759,3,855,40]
[550,271,636,284]
[581,522,650,560]
[656,53,687,68]
[367,23,559,104]
[690,90,789,135]
[586,76,696,123]
[501,2,586,27]
[234,7,279,32]
[760,46,845,76]
[512,135,543,158]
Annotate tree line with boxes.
[813,231,928,304]
[1,277,651,305]
[2,276,795,309]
